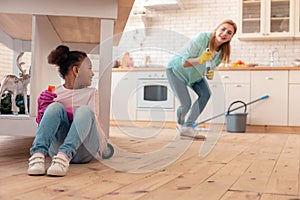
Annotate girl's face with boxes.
[215,23,235,45]
[76,57,94,87]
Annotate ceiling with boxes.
[0,0,134,46]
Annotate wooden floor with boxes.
[1,125,300,200]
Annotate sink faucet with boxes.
[270,48,279,67]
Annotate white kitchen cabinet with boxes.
[288,71,300,126]
[204,80,226,124]
[219,71,251,123]
[238,0,295,40]
[111,71,137,121]
[250,70,288,125]
[295,0,300,37]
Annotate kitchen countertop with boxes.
[217,66,300,71]
[112,67,166,72]
[112,66,300,72]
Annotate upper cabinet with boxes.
[238,0,295,40]
[295,0,300,37]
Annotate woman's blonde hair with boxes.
[208,19,237,63]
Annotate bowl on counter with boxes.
[247,63,259,67]
[292,59,300,66]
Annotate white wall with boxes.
[0,44,13,80]
[115,0,300,67]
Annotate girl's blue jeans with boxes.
[30,102,99,163]
[166,68,211,127]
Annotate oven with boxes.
[137,71,174,110]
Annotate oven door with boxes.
[137,78,174,110]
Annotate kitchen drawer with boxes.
[289,71,300,83]
[218,71,251,83]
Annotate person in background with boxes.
[166,19,237,139]
[28,45,106,177]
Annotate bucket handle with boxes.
[227,100,247,115]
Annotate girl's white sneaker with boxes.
[28,153,46,175]
[47,154,70,177]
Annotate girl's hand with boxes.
[36,90,57,125]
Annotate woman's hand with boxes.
[182,49,213,67]
[204,69,214,80]
[198,50,212,64]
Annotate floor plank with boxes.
[260,193,300,200]
[219,191,260,200]
[264,134,300,196]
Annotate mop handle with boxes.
[225,94,269,114]
[192,94,269,127]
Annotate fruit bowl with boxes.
[231,60,245,67]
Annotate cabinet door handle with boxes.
[234,84,242,87]
[265,77,273,80]
[123,78,128,80]
[222,75,229,79]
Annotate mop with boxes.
[192,94,270,129]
